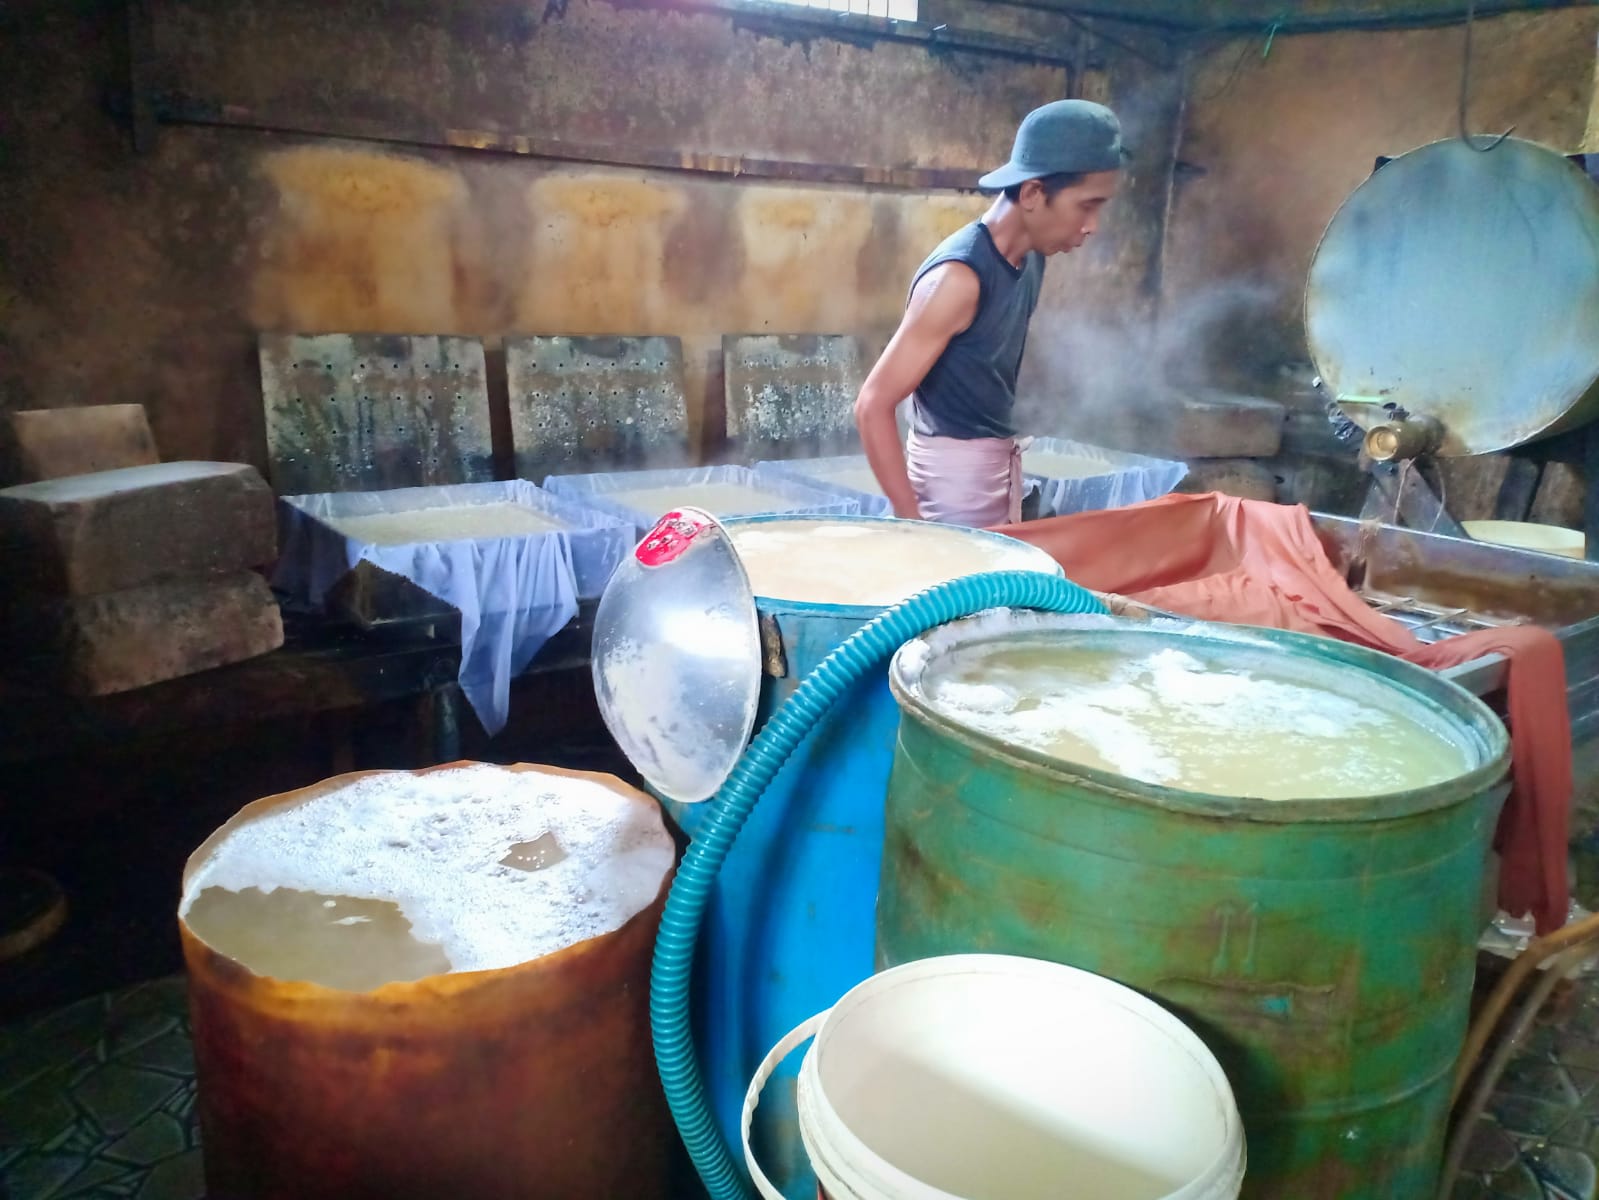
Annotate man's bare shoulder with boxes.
[906,262,980,334]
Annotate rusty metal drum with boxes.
[178,762,678,1200]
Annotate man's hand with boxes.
[854,262,980,522]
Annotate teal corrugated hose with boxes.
[649,571,1108,1200]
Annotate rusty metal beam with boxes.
[125,0,157,154]
[139,94,993,192]
[981,0,1589,31]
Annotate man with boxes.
[854,99,1125,526]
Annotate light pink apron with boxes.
[905,429,1025,527]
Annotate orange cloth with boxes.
[995,492,1572,933]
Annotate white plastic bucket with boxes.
[743,954,1245,1200]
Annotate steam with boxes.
[1015,279,1280,443]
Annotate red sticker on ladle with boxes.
[636,509,716,567]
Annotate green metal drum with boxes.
[876,613,1511,1199]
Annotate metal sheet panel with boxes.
[506,336,690,483]
[722,334,867,461]
[1306,138,1599,455]
[259,334,493,494]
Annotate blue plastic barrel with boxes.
[661,514,1062,1199]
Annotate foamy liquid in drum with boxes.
[179,765,675,991]
[920,640,1469,799]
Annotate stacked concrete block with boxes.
[0,462,283,695]
[4,405,160,485]
[1088,387,1289,504]
[1164,391,1286,461]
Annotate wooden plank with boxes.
[1365,461,1468,538]
[1528,460,1587,529]
[1492,455,1543,522]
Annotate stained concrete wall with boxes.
[0,0,1178,474]
[1162,8,1599,384]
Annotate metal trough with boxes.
[1310,515,1599,826]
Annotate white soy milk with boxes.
[327,502,565,546]
[919,639,1469,799]
[800,463,887,495]
[1021,450,1117,479]
[606,483,797,520]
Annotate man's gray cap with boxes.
[979,99,1129,190]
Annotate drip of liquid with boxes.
[605,482,797,518]
[727,519,1054,607]
[500,831,568,872]
[920,639,1470,800]
[185,886,452,991]
[327,503,565,546]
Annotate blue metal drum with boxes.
[661,514,1061,1198]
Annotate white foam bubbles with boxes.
[919,639,1471,800]
[180,764,675,974]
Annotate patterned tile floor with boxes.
[1,979,201,1200]
[4,971,1599,1199]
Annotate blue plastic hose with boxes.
[649,570,1108,1200]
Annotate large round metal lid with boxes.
[591,509,762,805]
[1306,137,1599,455]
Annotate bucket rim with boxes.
[888,610,1512,823]
[795,953,1246,1200]
[720,513,1063,618]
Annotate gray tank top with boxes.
[908,222,1045,441]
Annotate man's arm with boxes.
[854,263,980,520]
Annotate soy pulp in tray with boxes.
[727,518,1054,607]
[327,502,566,546]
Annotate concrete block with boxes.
[1266,455,1368,515]
[2,571,284,696]
[1176,458,1279,503]
[1084,389,1286,461]
[5,405,159,484]
[1166,390,1286,459]
[0,462,276,597]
